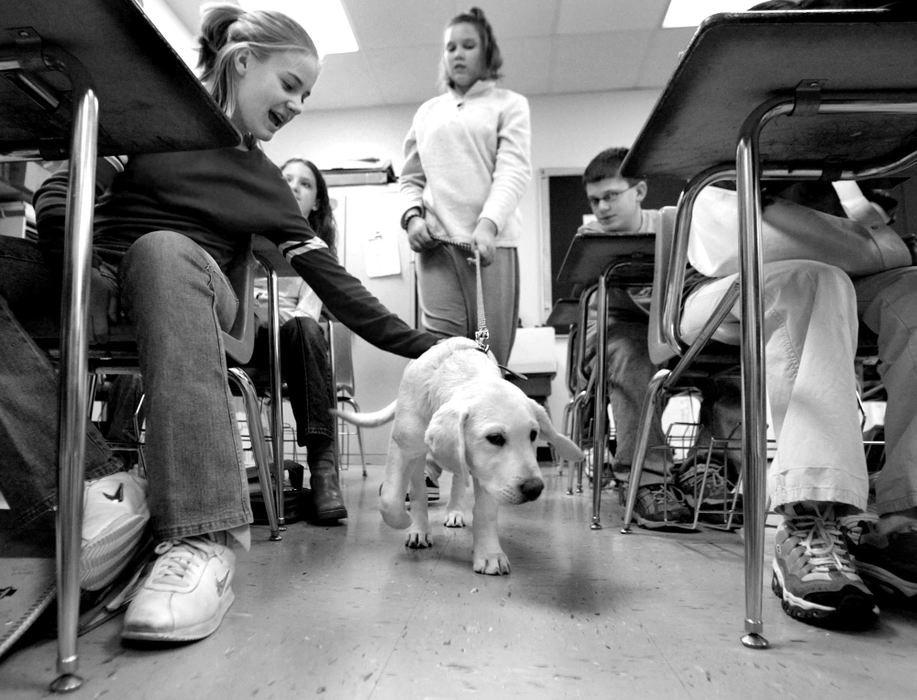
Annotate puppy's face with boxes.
[461,393,545,504]
[426,383,558,505]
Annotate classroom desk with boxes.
[620,8,917,648]
[556,232,655,529]
[0,0,238,690]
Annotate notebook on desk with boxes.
[555,231,655,286]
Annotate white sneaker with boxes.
[121,535,236,642]
[81,471,150,591]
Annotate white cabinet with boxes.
[330,184,416,459]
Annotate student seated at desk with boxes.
[0,4,438,646]
[682,176,917,630]
[252,157,347,524]
[578,146,734,528]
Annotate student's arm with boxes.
[277,238,437,359]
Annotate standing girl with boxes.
[400,6,532,367]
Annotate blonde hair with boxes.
[197,3,318,116]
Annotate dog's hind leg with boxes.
[471,479,510,575]
[443,468,468,528]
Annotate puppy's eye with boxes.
[530,430,537,442]
[486,433,506,446]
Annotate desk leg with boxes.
[591,273,609,530]
[736,128,769,650]
[51,86,98,693]
[265,267,286,529]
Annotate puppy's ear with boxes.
[530,399,583,462]
[425,399,468,472]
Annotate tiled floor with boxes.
[2,462,915,699]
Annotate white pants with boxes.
[681,260,917,515]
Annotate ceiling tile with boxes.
[550,30,652,92]
[558,0,671,33]
[471,0,560,39]
[343,0,457,50]
[498,37,556,98]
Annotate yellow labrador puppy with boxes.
[336,337,583,575]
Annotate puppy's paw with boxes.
[473,551,511,575]
[443,510,466,528]
[405,530,432,548]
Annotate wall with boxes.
[262,89,664,452]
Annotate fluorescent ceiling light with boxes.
[239,1,358,57]
[663,0,761,28]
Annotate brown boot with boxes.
[307,440,347,522]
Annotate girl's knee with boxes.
[281,316,324,344]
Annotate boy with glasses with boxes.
[576,147,693,528]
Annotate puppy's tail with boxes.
[331,399,397,427]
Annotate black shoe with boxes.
[844,516,917,600]
[404,474,440,503]
[309,468,347,522]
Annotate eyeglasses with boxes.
[589,182,638,207]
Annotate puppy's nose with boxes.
[520,477,544,502]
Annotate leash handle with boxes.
[473,248,490,353]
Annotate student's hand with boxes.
[406,217,437,252]
[472,218,497,266]
[89,264,120,343]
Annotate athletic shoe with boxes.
[403,474,441,504]
[844,516,917,600]
[81,471,150,591]
[583,448,615,489]
[676,456,743,526]
[633,483,694,530]
[771,503,878,629]
[424,474,440,502]
[121,535,236,642]
[676,456,734,508]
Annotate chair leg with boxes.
[228,368,281,541]
[133,393,147,475]
[337,396,367,477]
[350,399,367,478]
[566,391,588,495]
[559,399,575,477]
[621,368,671,533]
[266,391,286,528]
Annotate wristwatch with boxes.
[400,206,424,231]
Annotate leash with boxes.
[425,236,527,381]
[429,235,490,353]
[472,248,490,353]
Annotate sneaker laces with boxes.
[681,459,731,494]
[148,537,212,587]
[785,509,856,575]
[645,484,687,508]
